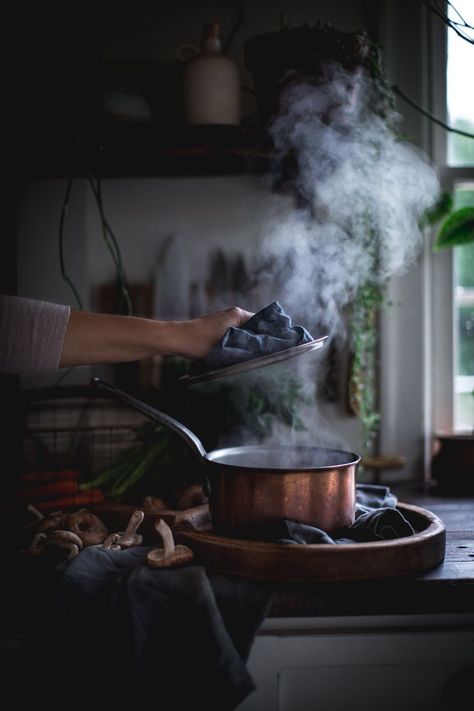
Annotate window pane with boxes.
[454,183,474,430]
[447,0,474,166]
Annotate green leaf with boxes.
[434,207,474,251]
[79,454,138,490]
[422,191,453,227]
[111,439,167,498]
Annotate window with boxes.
[453,183,474,429]
[446,0,474,430]
[427,0,474,450]
[446,1,474,167]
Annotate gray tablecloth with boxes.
[21,548,274,710]
[253,484,415,544]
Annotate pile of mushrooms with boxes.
[21,505,196,569]
[21,505,146,561]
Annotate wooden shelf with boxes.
[17,123,274,179]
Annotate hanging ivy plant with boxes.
[348,281,384,456]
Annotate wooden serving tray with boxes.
[175,503,446,582]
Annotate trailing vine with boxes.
[349,281,384,456]
[347,215,386,457]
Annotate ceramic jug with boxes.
[180,23,241,126]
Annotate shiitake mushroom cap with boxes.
[64,511,108,547]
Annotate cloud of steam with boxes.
[255,61,440,339]
[193,62,441,454]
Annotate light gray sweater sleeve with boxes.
[0,295,71,375]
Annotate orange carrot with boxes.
[18,479,79,501]
[35,489,105,511]
[20,469,79,484]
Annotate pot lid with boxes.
[179,335,328,385]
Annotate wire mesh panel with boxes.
[22,393,151,476]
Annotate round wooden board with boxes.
[176,503,446,582]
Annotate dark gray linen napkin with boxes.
[190,301,314,375]
[249,484,415,545]
[18,486,412,710]
[20,547,274,711]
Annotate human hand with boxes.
[168,306,254,360]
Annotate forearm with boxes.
[59,306,253,368]
[1,295,252,375]
[60,310,176,367]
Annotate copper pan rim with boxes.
[205,444,361,471]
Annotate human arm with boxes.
[59,306,254,368]
[0,294,253,375]
[0,295,70,375]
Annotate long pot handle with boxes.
[90,377,208,460]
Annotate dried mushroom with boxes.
[25,505,65,536]
[116,510,144,549]
[64,510,109,547]
[44,530,83,561]
[20,531,48,556]
[143,496,169,512]
[147,519,194,569]
[176,484,208,511]
[173,504,211,532]
[101,533,121,551]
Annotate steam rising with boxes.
[256,62,440,337]
[190,63,441,455]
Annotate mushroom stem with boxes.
[156,519,175,559]
[147,520,194,568]
[116,510,145,548]
[174,504,210,532]
[123,510,145,538]
[101,533,121,551]
[26,504,44,522]
[20,531,47,555]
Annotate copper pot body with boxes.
[205,445,359,534]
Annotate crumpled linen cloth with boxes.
[20,546,274,711]
[190,301,314,375]
[250,484,415,545]
[18,485,413,709]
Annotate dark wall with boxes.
[10,0,381,178]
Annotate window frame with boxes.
[427,5,474,444]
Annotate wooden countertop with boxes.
[269,490,474,617]
[2,489,474,630]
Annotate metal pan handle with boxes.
[90,377,208,460]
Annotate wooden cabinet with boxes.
[238,497,474,710]
[239,614,474,710]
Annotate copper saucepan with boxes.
[91,378,360,534]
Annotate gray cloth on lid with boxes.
[190,301,314,375]
[0,294,70,375]
[249,484,415,545]
[21,546,274,710]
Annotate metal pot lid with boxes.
[180,335,329,385]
